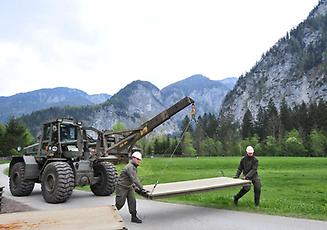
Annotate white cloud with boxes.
[0,0,320,96]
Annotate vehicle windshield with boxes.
[60,124,77,142]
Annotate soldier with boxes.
[115,151,148,223]
[233,146,261,206]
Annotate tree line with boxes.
[140,99,327,157]
[2,100,327,157]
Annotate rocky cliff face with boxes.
[220,0,327,121]
[88,80,168,132]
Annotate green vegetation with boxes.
[111,121,127,132]
[133,157,327,220]
[0,118,34,157]
[141,99,327,157]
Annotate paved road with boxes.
[1,163,327,230]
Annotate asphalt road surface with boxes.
[1,163,326,230]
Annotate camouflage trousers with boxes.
[115,185,137,215]
[235,177,261,206]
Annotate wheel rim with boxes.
[45,174,55,192]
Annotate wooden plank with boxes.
[143,177,251,199]
[0,205,126,230]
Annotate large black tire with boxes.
[91,162,117,196]
[41,162,75,204]
[9,162,35,196]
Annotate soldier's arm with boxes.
[245,159,258,179]
[234,159,243,178]
[126,166,143,190]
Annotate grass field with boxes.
[125,156,327,220]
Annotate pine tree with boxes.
[153,138,160,155]
[266,99,279,139]
[241,109,254,139]
[193,115,205,154]
[298,102,311,138]
[0,123,6,156]
[2,118,34,156]
[217,112,240,154]
[181,115,193,133]
[255,106,266,141]
[316,100,327,132]
[280,98,292,135]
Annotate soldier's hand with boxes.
[134,186,141,193]
[140,189,150,198]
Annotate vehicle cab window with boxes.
[60,125,77,141]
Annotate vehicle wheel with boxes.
[91,162,117,196]
[41,162,75,203]
[9,162,35,196]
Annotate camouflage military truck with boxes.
[8,97,195,203]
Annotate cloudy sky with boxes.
[0,0,320,96]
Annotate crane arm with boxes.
[105,96,195,153]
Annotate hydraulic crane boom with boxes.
[104,96,195,154]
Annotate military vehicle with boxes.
[8,97,195,203]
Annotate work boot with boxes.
[233,196,238,206]
[131,214,142,223]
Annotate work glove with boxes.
[134,187,150,198]
[140,189,150,198]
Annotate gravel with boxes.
[0,197,35,214]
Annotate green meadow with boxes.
[129,157,327,220]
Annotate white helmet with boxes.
[246,146,254,153]
[132,151,142,160]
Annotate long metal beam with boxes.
[143,177,251,199]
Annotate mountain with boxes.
[89,80,169,132]
[219,77,238,89]
[20,76,237,136]
[0,87,111,122]
[162,74,237,116]
[220,0,327,122]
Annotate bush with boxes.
[264,136,282,156]
[283,129,307,156]
[199,138,223,156]
[309,129,327,156]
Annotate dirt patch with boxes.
[1,197,36,214]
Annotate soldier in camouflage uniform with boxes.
[115,151,148,223]
[233,146,261,206]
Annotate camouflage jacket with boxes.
[117,161,143,190]
[235,155,259,180]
